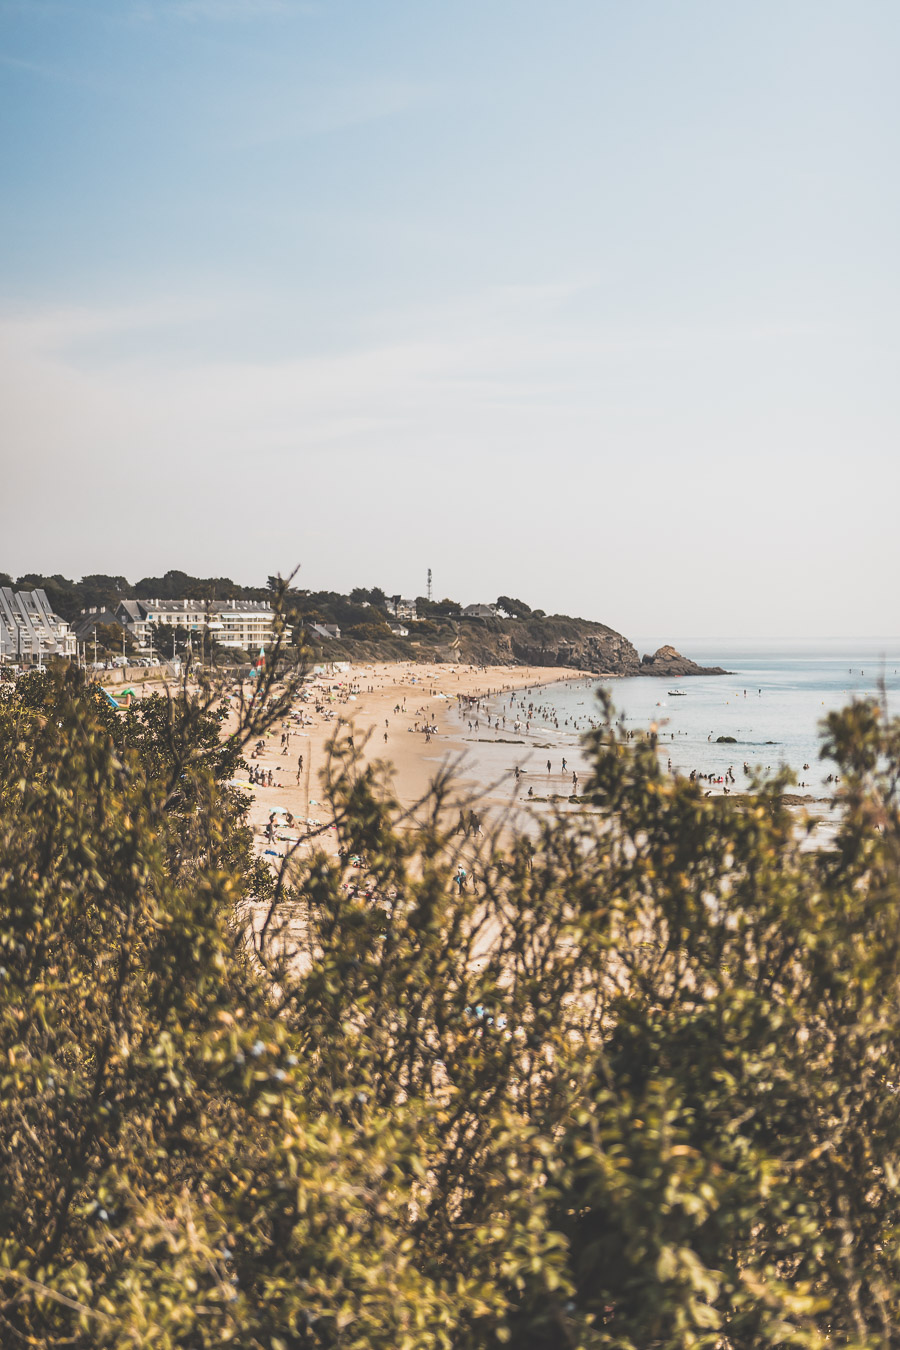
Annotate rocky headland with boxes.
[333,615,727,677]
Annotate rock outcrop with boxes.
[639,645,728,677]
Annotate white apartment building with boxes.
[0,588,76,662]
[114,598,275,651]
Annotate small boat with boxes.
[668,689,687,696]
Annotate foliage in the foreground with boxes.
[2,670,900,1349]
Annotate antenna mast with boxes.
[427,567,433,602]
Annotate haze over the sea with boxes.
[1,1,897,639]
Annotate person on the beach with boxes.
[546,759,551,774]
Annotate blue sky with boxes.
[1,0,898,640]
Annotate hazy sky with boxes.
[1,1,898,641]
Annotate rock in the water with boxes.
[639,644,728,677]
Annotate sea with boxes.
[452,638,900,798]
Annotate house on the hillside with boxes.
[73,608,125,643]
[385,596,417,621]
[306,621,341,641]
[462,603,497,619]
[116,600,152,649]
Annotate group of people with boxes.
[455,809,483,837]
[264,809,298,842]
[249,763,276,787]
[690,766,736,784]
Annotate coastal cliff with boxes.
[334,616,725,677]
[454,614,642,674]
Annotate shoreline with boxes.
[227,660,843,860]
[107,659,843,856]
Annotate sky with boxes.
[1,0,898,643]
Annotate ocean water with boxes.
[455,638,900,797]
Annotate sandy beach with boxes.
[106,653,843,869]
[225,661,592,856]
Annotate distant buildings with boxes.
[1,583,514,670]
[116,600,152,649]
[305,621,342,642]
[0,588,77,663]
[384,596,418,621]
[77,598,276,652]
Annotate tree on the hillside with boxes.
[4,616,900,1346]
[77,575,130,611]
[136,571,269,602]
[346,614,395,640]
[496,595,532,617]
[350,586,388,609]
[416,595,462,618]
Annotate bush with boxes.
[2,656,900,1347]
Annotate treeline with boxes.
[0,570,271,622]
[1,569,553,630]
